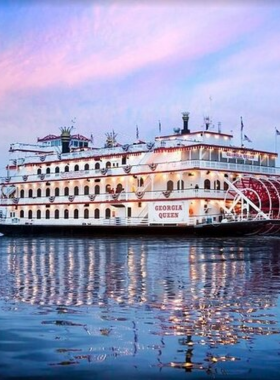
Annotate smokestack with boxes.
[60,127,71,154]
[181,112,190,134]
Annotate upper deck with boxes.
[1,111,278,184]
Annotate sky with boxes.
[1,0,280,174]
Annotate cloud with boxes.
[0,1,280,172]
[0,3,264,98]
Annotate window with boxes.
[122,156,127,165]
[37,210,41,219]
[55,166,60,173]
[167,180,174,191]
[28,189,33,198]
[106,161,111,168]
[214,180,221,191]
[84,185,89,195]
[46,210,50,219]
[64,209,69,219]
[64,187,69,196]
[20,189,24,198]
[106,184,111,193]
[95,162,100,170]
[55,187,60,196]
[20,210,24,218]
[224,182,229,191]
[94,208,100,219]
[65,165,69,172]
[105,208,111,219]
[84,209,89,219]
[127,207,132,218]
[74,209,79,219]
[139,177,144,187]
[116,183,123,193]
[204,179,211,190]
[28,210,33,219]
[46,167,51,174]
[177,180,184,191]
[95,185,100,195]
[55,209,59,219]
[74,186,79,196]
[37,188,41,197]
[46,188,50,197]
[74,164,79,171]
[84,163,89,171]
[37,168,42,175]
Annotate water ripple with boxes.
[0,236,280,379]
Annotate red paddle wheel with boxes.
[224,176,280,220]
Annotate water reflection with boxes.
[0,236,280,378]
[3,237,280,309]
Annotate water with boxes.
[0,236,280,380]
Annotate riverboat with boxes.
[1,112,280,237]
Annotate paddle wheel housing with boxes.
[223,176,280,220]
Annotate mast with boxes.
[241,117,244,147]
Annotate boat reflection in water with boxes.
[1,236,280,379]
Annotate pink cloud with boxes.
[0,2,279,172]
[0,3,264,98]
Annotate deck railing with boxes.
[0,188,227,207]
[1,159,279,185]
[0,216,151,227]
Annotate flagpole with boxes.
[275,128,278,153]
[241,117,244,147]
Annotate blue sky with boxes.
[1,0,280,173]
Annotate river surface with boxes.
[0,236,280,380]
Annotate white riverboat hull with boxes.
[0,219,279,237]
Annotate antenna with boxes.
[203,95,214,131]
[71,117,76,131]
[204,116,211,131]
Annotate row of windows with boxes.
[20,185,96,198]
[20,208,115,219]
[19,180,228,198]
[166,179,228,191]
[203,179,228,191]
[20,184,123,198]
[38,163,90,175]
[36,159,127,175]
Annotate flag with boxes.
[244,134,252,143]
[241,117,244,131]
[276,128,280,136]
[136,125,139,139]
[159,120,161,133]
[90,134,94,144]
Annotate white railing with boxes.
[2,159,279,185]
[0,216,150,227]
[0,188,227,207]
